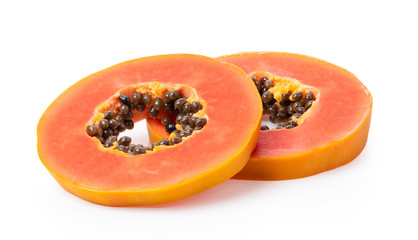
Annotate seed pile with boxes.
[252,76,316,130]
[86,89,207,155]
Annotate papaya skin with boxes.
[147,52,373,180]
[37,54,262,206]
[233,107,371,180]
[39,126,259,206]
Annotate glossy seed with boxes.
[144,146,152,151]
[305,92,315,102]
[292,92,303,102]
[142,93,152,105]
[305,100,314,110]
[163,92,171,103]
[287,105,295,115]
[115,145,128,153]
[104,128,113,137]
[117,136,132,146]
[174,98,187,110]
[104,136,117,148]
[176,114,184,124]
[276,123,286,129]
[153,97,164,110]
[115,114,124,122]
[264,80,274,89]
[132,92,142,105]
[120,104,129,115]
[189,117,198,128]
[118,94,131,105]
[184,129,193,136]
[182,102,192,113]
[267,105,278,115]
[95,136,105,144]
[136,103,146,112]
[102,129,113,139]
[260,125,269,131]
[169,90,180,101]
[107,136,117,143]
[288,120,298,126]
[296,107,306,114]
[116,122,126,132]
[261,91,273,103]
[161,116,171,126]
[109,119,118,129]
[160,138,170,146]
[170,137,182,145]
[181,115,190,125]
[165,123,176,133]
[133,146,146,155]
[104,111,115,120]
[195,118,207,128]
[259,76,268,85]
[124,111,133,120]
[86,125,98,136]
[124,120,134,130]
[149,107,159,118]
[191,102,203,113]
[285,124,295,129]
[128,144,137,152]
[269,115,276,123]
[183,125,193,131]
[95,125,103,137]
[293,102,304,109]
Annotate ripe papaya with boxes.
[37,54,262,206]
[147,52,372,180]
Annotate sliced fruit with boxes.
[37,54,262,206]
[147,52,373,180]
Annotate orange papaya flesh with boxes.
[37,54,262,206]
[147,52,372,180]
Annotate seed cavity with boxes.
[251,74,317,131]
[86,85,208,155]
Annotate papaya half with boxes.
[37,54,262,206]
[147,52,373,180]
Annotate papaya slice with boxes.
[147,52,372,180]
[37,54,262,206]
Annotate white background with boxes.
[1,0,417,239]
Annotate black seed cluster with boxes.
[86,89,208,155]
[252,75,316,130]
